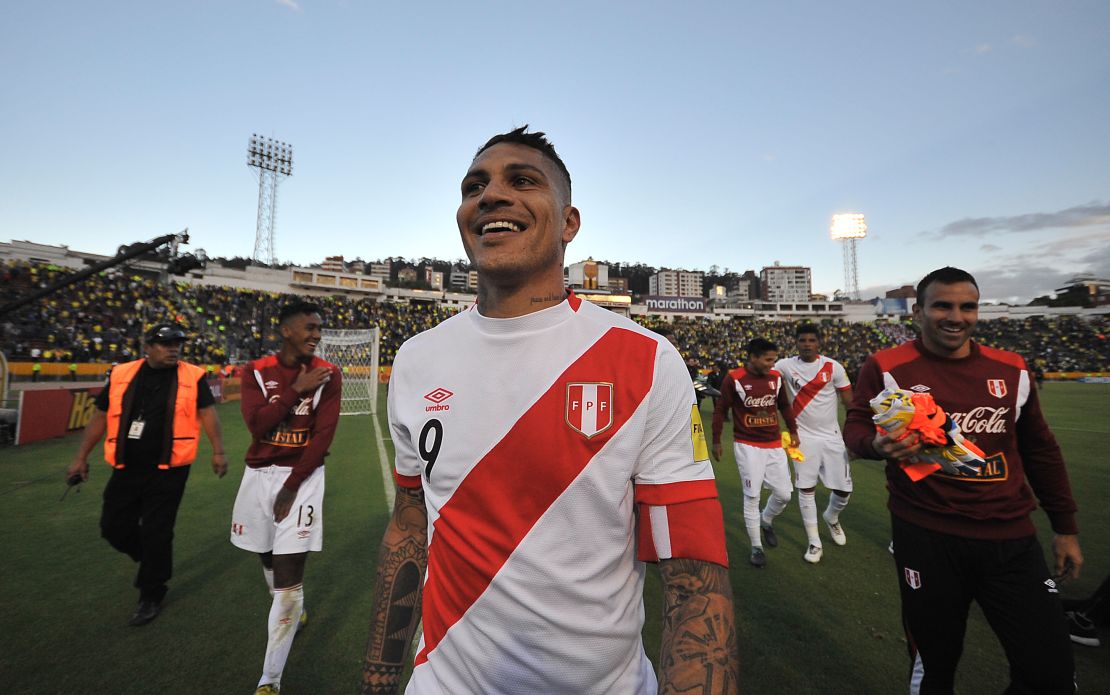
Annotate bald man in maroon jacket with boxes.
[844,266,1082,694]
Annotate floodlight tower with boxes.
[247,134,293,265]
[830,213,867,300]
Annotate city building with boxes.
[649,268,704,297]
[321,255,345,273]
[568,258,608,290]
[760,263,811,302]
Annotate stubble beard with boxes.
[473,241,564,293]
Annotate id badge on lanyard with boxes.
[128,417,146,439]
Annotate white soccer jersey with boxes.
[775,355,851,439]
[389,294,718,695]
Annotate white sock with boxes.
[761,491,790,526]
[798,490,821,546]
[744,496,762,549]
[258,584,304,688]
[825,493,851,524]
[262,567,275,597]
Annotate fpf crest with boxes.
[566,382,614,438]
[987,379,1007,399]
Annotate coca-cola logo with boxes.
[950,407,1009,434]
[743,394,777,408]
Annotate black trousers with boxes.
[891,514,1075,694]
[100,465,191,603]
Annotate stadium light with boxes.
[247,134,294,265]
[830,213,867,300]
[830,213,867,240]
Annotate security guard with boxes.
[67,322,227,625]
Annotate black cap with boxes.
[145,323,188,344]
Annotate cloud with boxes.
[276,0,301,10]
[970,230,1110,302]
[1011,34,1037,48]
[974,43,993,54]
[1077,239,1110,274]
[970,265,1070,303]
[934,202,1110,238]
[860,230,1107,304]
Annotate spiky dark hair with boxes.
[475,125,572,200]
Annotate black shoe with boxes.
[1065,611,1100,647]
[761,525,779,548]
[750,548,767,568]
[128,599,162,626]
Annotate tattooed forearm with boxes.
[658,558,739,694]
[361,486,429,695]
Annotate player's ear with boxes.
[561,206,581,246]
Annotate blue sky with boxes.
[2,1,1108,302]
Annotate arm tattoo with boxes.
[658,558,739,694]
[360,486,429,695]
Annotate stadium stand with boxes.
[2,260,1107,377]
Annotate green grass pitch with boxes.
[0,383,1106,693]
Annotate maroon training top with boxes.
[713,366,797,448]
[240,354,342,492]
[843,338,1077,540]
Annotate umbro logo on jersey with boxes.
[987,379,1007,399]
[744,384,753,390]
[424,388,453,412]
[566,382,613,439]
[909,384,931,392]
[265,380,280,390]
[1044,578,1059,594]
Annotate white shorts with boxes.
[793,436,853,491]
[733,442,792,498]
[230,465,325,554]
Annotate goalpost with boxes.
[317,327,380,415]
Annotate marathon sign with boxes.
[644,295,707,314]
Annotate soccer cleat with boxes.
[693,376,721,398]
[823,512,847,546]
[128,599,162,627]
[804,544,823,564]
[749,548,767,568]
[297,607,308,634]
[255,684,280,694]
[1065,611,1100,647]
[761,524,779,548]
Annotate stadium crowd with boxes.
[2,260,1107,376]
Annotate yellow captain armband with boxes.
[691,405,710,462]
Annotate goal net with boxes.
[317,328,380,415]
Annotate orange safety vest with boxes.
[104,359,207,469]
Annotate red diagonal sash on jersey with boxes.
[415,327,658,666]
[789,361,834,419]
